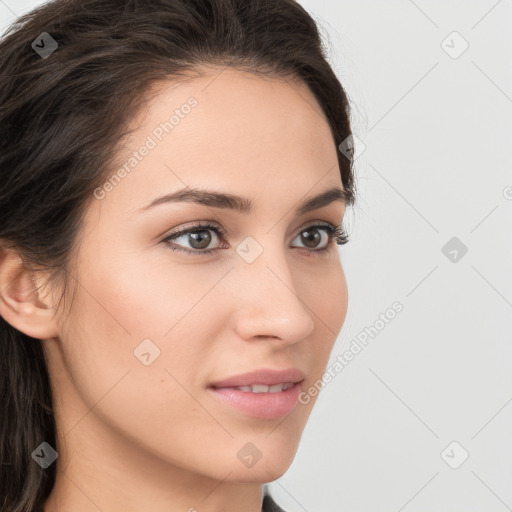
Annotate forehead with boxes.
[95,66,342,217]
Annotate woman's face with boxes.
[45,66,348,489]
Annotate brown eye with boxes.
[161,221,225,255]
[183,229,212,250]
[299,228,323,249]
[291,224,340,252]
[161,221,347,257]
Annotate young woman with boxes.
[0,0,356,510]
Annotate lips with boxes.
[209,367,305,389]
[207,368,306,418]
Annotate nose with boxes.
[230,241,316,346]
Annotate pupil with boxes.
[302,229,320,248]
[189,230,211,249]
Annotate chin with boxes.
[224,443,299,484]
[227,464,292,484]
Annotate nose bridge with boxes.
[231,235,315,343]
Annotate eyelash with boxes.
[161,221,350,256]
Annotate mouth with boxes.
[209,367,305,388]
[213,382,296,393]
[207,368,305,419]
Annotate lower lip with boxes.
[207,382,303,419]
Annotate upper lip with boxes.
[209,368,305,388]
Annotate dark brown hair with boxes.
[0,0,356,510]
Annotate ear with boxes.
[0,248,60,339]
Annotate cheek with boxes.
[57,254,228,468]
[303,260,348,370]
[305,258,348,336]
[77,243,224,339]
[61,245,231,392]
[330,261,349,332]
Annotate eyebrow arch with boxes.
[138,185,350,216]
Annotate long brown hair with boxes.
[0,1,356,510]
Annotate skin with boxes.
[0,66,348,512]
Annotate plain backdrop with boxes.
[1,1,511,511]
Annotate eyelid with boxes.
[161,220,226,242]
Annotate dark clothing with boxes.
[262,492,286,512]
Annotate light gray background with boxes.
[1,1,511,511]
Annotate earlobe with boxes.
[0,248,60,340]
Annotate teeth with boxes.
[252,384,270,393]
[232,382,294,393]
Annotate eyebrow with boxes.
[138,185,349,216]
